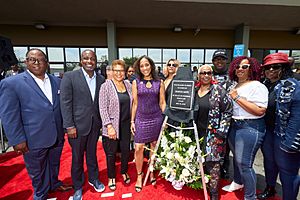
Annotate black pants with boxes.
[68,129,100,190]
[102,123,131,178]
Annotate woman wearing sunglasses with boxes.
[256,55,284,199]
[258,53,300,200]
[222,56,268,200]
[194,65,233,200]
[164,59,180,101]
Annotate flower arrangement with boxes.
[154,127,210,190]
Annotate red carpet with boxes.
[0,139,282,200]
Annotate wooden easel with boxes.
[143,116,208,200]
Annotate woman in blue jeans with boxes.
[222,56,268,200]
[261,53,300,200]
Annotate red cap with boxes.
[262,53,289,67]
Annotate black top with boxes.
[264,80,278,131]
[117,90,130,122]
[165,79,173,107]
[195,91,210,137]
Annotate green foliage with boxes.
[123,56,138,66]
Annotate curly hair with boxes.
[133,55,158,80]
[228,56,262,82]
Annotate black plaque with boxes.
[170,80,194,110]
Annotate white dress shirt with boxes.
[81,67,96,101]
[27,70,53,105]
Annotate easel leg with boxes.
[143,116,168,186]
[193,120,209,200]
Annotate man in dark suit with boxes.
[0,48,72,200]
[60,49,105,200]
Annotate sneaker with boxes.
[73,188,82,200]
[88,179,105,192]
[222,181,244,192]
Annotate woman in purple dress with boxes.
[130,55,166,192]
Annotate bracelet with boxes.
[130,121,135,123]
[233,95,241,102]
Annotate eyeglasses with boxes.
[127,70,135,73]
[236,64,250,70]
[264,64,282,71]
[167,63,178,67]
[26,57,47,64]
[199,71,212,76]
[113,69,125,73]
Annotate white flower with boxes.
[184,136,192,143]
[174,153,180,160]
[187,145,196,158]
[182,168,190,177]
[161,136,168,148]
[166,152,173,159]
[169,132,176,138]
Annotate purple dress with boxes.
[134,79,163,143]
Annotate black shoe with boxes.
[257,186,276,199]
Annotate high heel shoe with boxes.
[222,181,244,192]
[122,173,131,184]
[135,172,143,192]
[108,178,116,191]
[150,172,156,185]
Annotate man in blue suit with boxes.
[0,48,72,200]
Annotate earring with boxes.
[277,70,282,79]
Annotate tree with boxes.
[123,56,138,66]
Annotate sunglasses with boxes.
[236,64,250,70]
[167,63,178,67]
[264,64,282,71]
[199,71,212,76]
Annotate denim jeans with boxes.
[274,135,300,200]
[260,128,279,187]
[228,118,265,200]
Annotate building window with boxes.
[148,48,162,63]
[48,47,64,62]
[96,48,108,62]
[65,48,80,62]
[177,49,190,64]
[163,49,176,63]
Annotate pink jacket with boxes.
[99,79,132,139]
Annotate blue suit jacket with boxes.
[0,71,64,149]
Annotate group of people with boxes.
[0,48,299,200]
